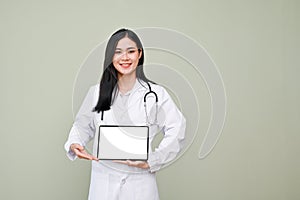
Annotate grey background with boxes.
[0,0,299,199]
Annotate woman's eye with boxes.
[115,51,122,54]
[128,50,136,54]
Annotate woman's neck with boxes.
[117,74,137,94]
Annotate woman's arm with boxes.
[64,85,98,160]
[147,87,186,172]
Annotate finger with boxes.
[127,161,149,169]
[126,160,134,166]
[81,151,98,161]
[72,148,86,158]
[91,155,99,161]
[112,160,128,164]
[73,146,99,161]
[125,160,141,167]
[112,160,149,168]
[70,143,84,152]
[81,151,99,161]
[73,149,94,160]
[76,145,85,151]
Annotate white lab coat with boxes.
[64,79,186,200]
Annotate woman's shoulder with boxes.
[142,81,170,100]
[149,82,165,92]
[85,84,100,102]
[90,83,100,91]
[138,79,165,93]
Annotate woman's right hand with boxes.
[70,143,99,161]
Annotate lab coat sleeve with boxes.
[64,85,98,161]
[147,87,186,172]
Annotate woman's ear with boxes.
[138,49,143,59]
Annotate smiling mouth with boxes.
[120,63,132,68]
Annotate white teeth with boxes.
[121,63,131,67]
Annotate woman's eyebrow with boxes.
[115,47,137,50]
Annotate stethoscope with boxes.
[100,81,159,126]
[144,82,158,125]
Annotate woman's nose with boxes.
[120,52,129,60]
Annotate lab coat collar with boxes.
[115,78,148,97]
[128,78,149,94]
[137,80,152,95]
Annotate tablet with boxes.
[97,125,149,160]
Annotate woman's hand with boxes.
[113,160,150,169]
[70,143,99,161]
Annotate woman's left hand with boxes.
[113,160,149,169]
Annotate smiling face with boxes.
[112,37,142,78]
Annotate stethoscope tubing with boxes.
[144,82,158,103]
[100,81,158,124]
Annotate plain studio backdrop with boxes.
[0,0,299,200]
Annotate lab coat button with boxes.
[121,179,126,185]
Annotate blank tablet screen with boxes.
[97,125,149,160]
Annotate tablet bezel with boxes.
[97,125,149,161]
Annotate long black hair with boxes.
[93,28,154,113]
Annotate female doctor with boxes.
[64,28,186,200]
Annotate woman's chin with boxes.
[116,67,137,76]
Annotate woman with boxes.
[64,28,186,200]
